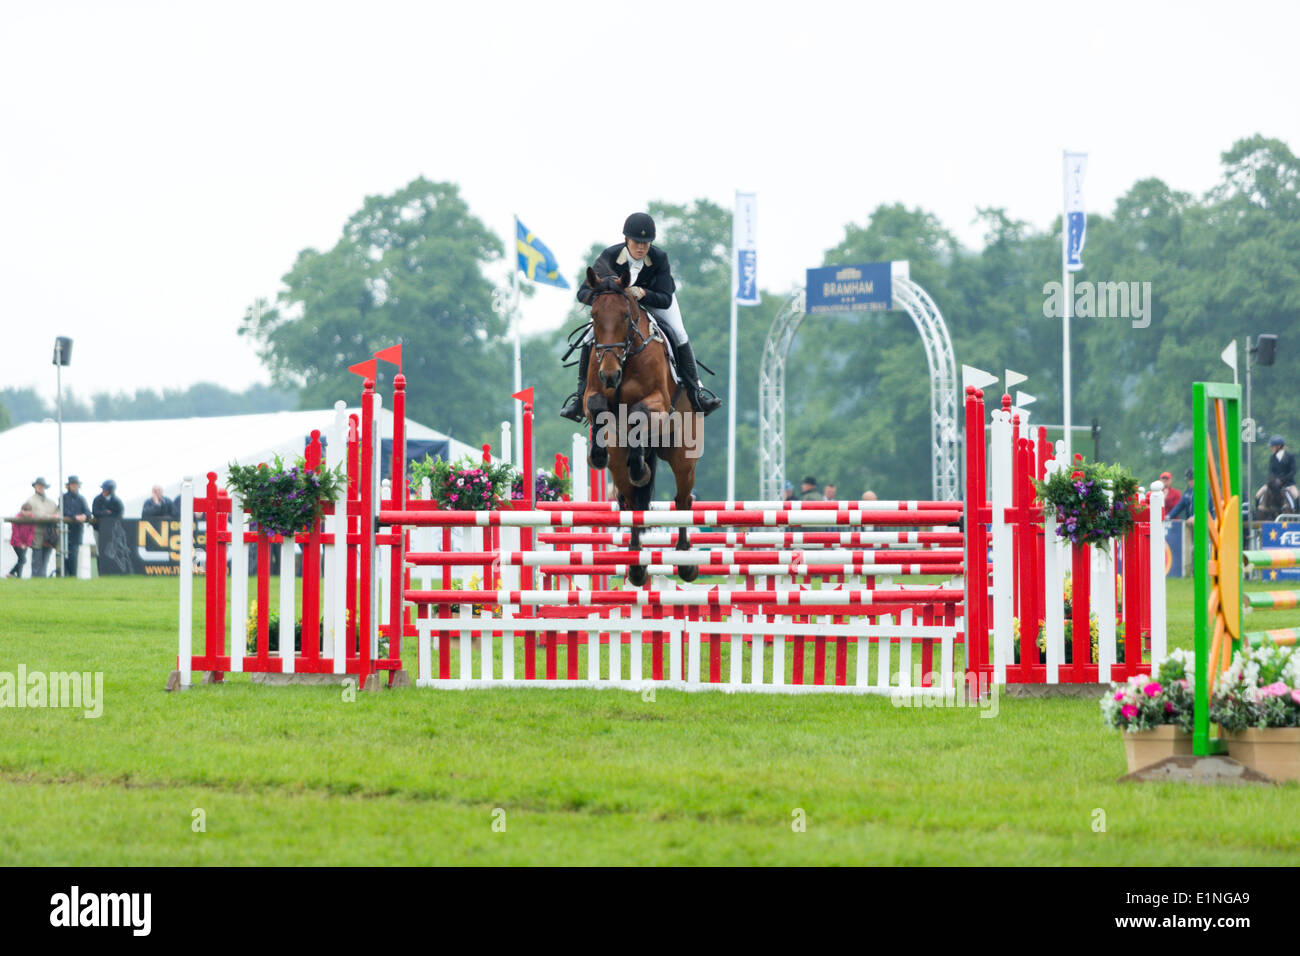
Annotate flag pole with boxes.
[512,215,523,468]
[726,257,738,502]
[1062,261,1072,463]
[1061,151,1075,463]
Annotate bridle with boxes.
[589,282,660,382]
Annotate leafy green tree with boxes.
[240,178,508,449]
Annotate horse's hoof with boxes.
[627,565,648,587]
[588,447,608,469]
[677,564,699,583]
[630,464,651,488]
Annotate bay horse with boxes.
[1255,476,1294,521]
[582,268,703,586]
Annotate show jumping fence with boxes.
[171,352,1168,696]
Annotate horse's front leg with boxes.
[587,393,610,469]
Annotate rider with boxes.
[1257,435,1299,512]
[560,212,722,422]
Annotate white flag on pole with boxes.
[1221,340,1238,375]
[1063,151,1088,272]
[733,192,759,305]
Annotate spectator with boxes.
[781,480,795,502]
[7,502,35,578]
[24,478,58,578]
[798,475,820,502]
[1167,468,1208,521]
[1157,471,1181,518]
[92,480,124,524]
[62,475,91,577]
[142,485,175,519]
[822,483,838,501]
[861,490,878,501]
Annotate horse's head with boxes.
[586,267,641,391]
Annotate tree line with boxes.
[15,134,1295,503]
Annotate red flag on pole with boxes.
[512,387,534,404]
[374,344,402,369]
[348,358,378,380]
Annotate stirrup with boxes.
[691,384,722,415]
[559,392,585,422]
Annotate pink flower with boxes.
[1292,689,1300,705]
[449,493,458,502]
[1260,681,1289,698]
[1114,691,1125,701]
[1164,701,1174,713]
[1178,679,1190,689]
[1143,682,1162,697]
[1121,704,1138,719]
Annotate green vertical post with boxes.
[1191,382,1240,757]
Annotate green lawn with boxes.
[0,575,1297,866]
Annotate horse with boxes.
[1255,476,1295,521]
[581,268,703,586]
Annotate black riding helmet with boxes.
[623,212,655,242]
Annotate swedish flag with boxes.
[516,219,570,289]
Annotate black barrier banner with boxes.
[96,519,292,576]
[96,519,207,576]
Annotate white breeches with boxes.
[645,294,688,344]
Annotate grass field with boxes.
[1,575,1298,866]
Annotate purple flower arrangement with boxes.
[226,455,346,539]
[1035,455,1140,550]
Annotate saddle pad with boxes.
[646,315,682,387]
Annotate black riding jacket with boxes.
[1267,448,1297,485]
[575,243,676,311]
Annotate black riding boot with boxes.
[559,343,592,422]
[674,341,722,416]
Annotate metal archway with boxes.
[758,263,959,501]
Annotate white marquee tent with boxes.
[1,408,482,577]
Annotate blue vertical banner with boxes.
[733,192,759,305]
[1063,151,1087,272]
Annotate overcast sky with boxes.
[2,0,1296,406]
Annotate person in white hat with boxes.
[23,478,58,578]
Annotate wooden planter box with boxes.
[1225,727,1300,782]
[1123,725,1194,772]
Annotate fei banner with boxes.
[1259,521,1300,581]
[733,191,759,305]
[805,262,892,314]
[1064,151,1088,272]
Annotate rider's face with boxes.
[625,238,650,260]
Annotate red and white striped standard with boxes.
[381,507,961,528]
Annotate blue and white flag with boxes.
[1063,151,1087,272]
[733,191,759,305]
[516,218,570,289]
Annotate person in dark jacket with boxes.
[141,485,175,519]
[1256,435,1299,512]
[561,212,721,421]
[92,480,124,522]
[61,476,91,577]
